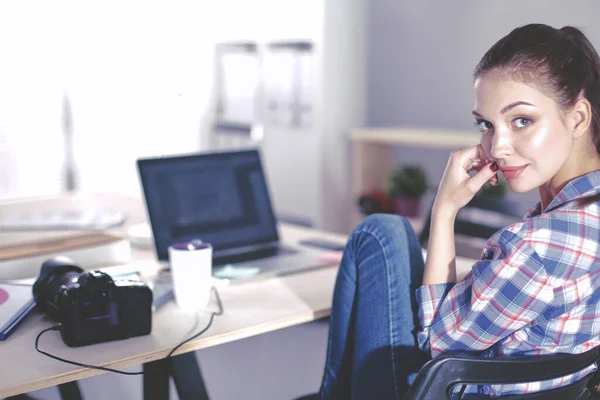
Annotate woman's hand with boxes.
[433,144,498,216]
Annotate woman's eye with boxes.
[475,120,492,132]
[513,117,531,128]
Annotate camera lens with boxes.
[33,258,84,320]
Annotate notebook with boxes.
[0,282,36,341]
[136,149,331,281]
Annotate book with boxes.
[0,232,132,281]
[0,282,36,341]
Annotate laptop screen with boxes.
[137,149,280,261]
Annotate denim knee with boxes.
[354,213,415,243]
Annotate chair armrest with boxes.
[403,346,600,400]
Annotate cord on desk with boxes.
[35,325,144,375]
[166,286,224,358]
[34,287,224,375]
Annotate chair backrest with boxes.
[403,346,600,399]
[418,194,531,249]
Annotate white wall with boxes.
[320,0,367,232]
[366,0,600,205]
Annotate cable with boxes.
[35,325,144,375]
[166,286,224,358]
[34,286,224,374]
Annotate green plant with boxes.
[388,165,428,198]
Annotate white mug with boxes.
[168,241,212,310]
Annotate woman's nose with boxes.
[490,131,514,159]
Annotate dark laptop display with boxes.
[137,149,280,262]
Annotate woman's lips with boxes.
[500,165,527,179]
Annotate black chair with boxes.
[403,346,600,399]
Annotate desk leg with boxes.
[58,382,83,400]
[143,354,209,400]
[144,359,171,400]
[57,382,83,400]
[170,353,209,400]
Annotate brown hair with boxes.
[474,23,600,154]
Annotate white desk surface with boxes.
[0,193,477,398]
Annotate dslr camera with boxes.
[33,256,153,347]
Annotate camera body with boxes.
[33,256,153,347]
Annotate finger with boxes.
[489,173,498,185]
[458,145,482,162]
[469,158,495,175]
[470,159,486,169]
[475,144,489,161]
[459,144,494,171]
[467,162,498,193]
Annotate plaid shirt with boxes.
[417,170,600,397]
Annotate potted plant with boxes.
[387,165,428,217]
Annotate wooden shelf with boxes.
[348,127,479,232]
[350,127,480,148]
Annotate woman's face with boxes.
[473,71,575,195]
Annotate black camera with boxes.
[33,256,153,347]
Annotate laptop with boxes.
[136,149,331,281]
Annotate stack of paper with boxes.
[0,283,35,340]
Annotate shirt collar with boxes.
[526,170,600,217]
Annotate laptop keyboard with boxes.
[213,246,298,266]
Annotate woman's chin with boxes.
[505,179,537,194]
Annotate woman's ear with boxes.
[569,97,592,139]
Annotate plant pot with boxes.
[394,196,421,217]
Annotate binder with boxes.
[0,283,36,341]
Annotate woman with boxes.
[316,23,600,399]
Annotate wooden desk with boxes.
[0,193,477,398]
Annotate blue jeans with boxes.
[318,214,430,399]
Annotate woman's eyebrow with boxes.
[500,101,536,114]
[472,101,537,118]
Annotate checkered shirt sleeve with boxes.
[416,229,555,356]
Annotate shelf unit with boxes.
[349,127,480,232]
